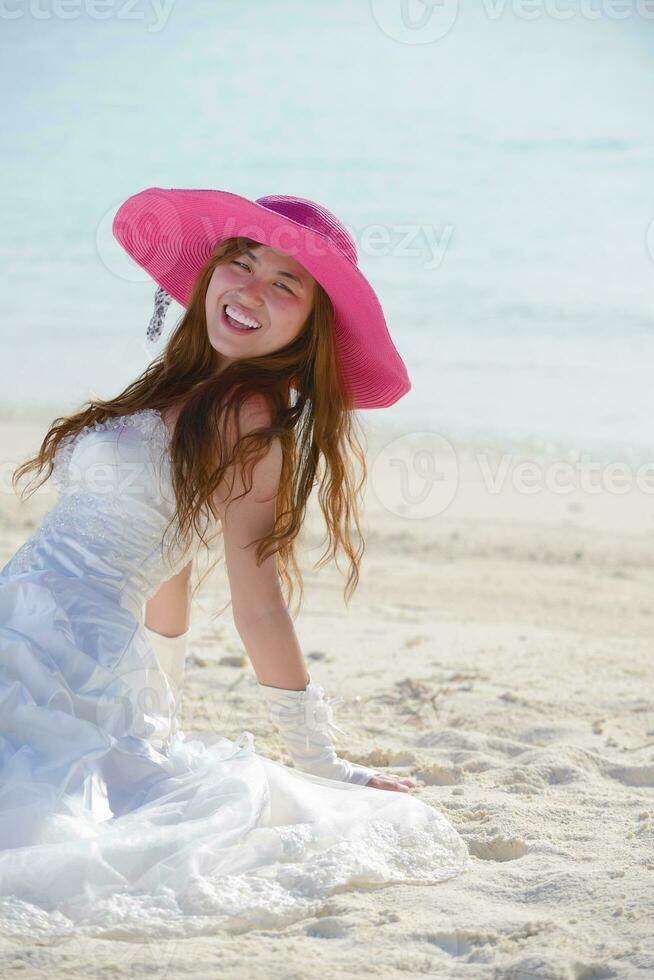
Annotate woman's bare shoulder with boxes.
[166,392,272,430]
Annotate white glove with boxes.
[143,625,190,749]
[257,673,380,786]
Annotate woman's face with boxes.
[205,243,316,363]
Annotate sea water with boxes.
[1,0,652,467]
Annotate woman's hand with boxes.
[364,773,418,793]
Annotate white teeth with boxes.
[225,305,261,329]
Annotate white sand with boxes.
[0,410,652,979]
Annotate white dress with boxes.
[0,408,467,940]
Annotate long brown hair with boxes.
[11,237,369,617]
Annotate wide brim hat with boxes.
[112,187,411,409]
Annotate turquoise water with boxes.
[1,1,653,464]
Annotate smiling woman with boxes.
[0,187,465,937]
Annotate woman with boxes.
[0,188,467,937]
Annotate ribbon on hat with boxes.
[147,285,173,343]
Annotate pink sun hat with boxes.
[112,186,411,410]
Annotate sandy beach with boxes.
[0,409,652,979]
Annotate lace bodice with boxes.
[1,409,202,620]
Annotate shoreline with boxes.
[1,402,652,469]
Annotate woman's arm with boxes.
[214,396,309,691]
[213,398,416,792]
[144,558,193,637]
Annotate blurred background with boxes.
[1,0,653,465]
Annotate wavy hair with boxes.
[11,237,369,618]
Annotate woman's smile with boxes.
[221,303,264,334]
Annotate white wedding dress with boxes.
[0,408,467,940]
